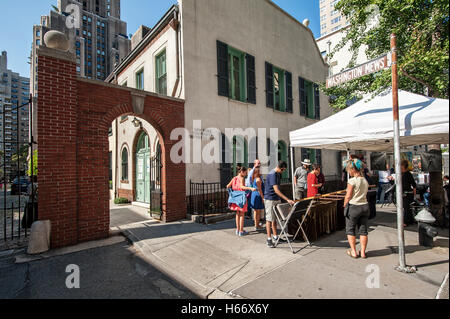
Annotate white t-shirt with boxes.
[378,171,391,183]
[349,177,369,205]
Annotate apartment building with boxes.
[319,0,349,37]
[106,0,341,205]
[30,0,131,142]
[0,51,30,179]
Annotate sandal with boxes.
[347,250,359,259]
[359,251,367,259]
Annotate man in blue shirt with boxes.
[264,161,295,248]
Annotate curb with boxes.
[436,273,449,299]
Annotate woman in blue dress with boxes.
[250,167,265,231]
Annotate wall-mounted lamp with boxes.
[132,117,142,128]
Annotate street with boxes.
[0,237,198,299]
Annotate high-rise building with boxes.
[0,51,30,179]
[319,0,349,37]
[30,0,131,143]
[30,0,130,93]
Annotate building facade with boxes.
[0,51,30,180]
[107,0,341,206]
[319,0,349,37]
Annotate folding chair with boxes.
[381,184,396,208]
[273,200,314,253]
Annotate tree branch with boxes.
[400,67,437,96]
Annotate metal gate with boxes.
[149,145,162,218]
[1,96,36,244]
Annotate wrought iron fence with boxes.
[188,175,344,224]
[1,96,36,244]
[188,181,230,223]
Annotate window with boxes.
[321,23,327,30]
[265,62,292,113]
[216,41,256,104]
[228,47,245,102]
[121,148,128,181]
[299,77,320,120]
[136,69,144,90]
[320,15,327,22]
[331,16,341,24]
[273,66,285,111]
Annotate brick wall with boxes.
[118,189,134,202]
[37,47,186,248]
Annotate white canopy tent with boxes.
[290,90,449,152]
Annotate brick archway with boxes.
[36,46,185,248]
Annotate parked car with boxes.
[11,177,30,195]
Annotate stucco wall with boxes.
[180,0,339,187]
[109,116,159,201]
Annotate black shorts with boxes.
[345,204,370,236]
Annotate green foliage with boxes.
[114,197,130,205]
[27,150,38,177]
[323,0,449,110]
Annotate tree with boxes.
[10,145,29,174]
[323,0,449,111]
[27,150,38,177]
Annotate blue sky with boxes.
[0,0,320,78]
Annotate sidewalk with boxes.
[118,205,449,299]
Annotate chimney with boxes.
[131,25,152,50]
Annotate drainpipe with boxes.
[114,118,119,199]
[171,8,181,97]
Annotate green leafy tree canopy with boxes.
[323,0,449,110]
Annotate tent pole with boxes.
[290,146,295,200]
[391,34,415,273]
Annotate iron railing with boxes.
[1,96,36,243]
[188,181,230,223]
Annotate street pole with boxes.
[391,34,415,273]
[290,146,295,200]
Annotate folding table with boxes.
[273,199,315,254]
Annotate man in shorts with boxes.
[264,161,295,248]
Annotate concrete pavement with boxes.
[1,236,197,299]
[118,206,449,299]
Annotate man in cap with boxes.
[294,159,311,200]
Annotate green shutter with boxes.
[314,83,321,120]
[246,54,256,104]
[299,77,306,116]
[265,62,274,109]
[217,41,229,97]
[286,71,293,113]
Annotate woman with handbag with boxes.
[344,158,370,259]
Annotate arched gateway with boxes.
[36,45,185,249]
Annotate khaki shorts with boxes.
[264,200,281,223]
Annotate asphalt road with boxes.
[0,241,198,299]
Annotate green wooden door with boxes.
[136,132,151,204]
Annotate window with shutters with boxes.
[216,41,256,104]
[266,63,292,113]
[155,50,167,95]
[299,77,320,120]
[228,46,246,102]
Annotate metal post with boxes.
[29,96,35,224]
[290,146,295,200]
[16,100,20,235]
[391,34,415,273]
[3,101,6,241]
